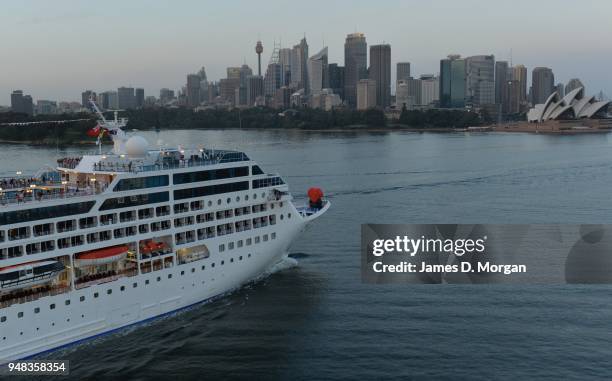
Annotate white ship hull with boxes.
[0,208,315,361]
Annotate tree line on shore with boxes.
[0,106,490,144]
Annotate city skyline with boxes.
[1,0,612,105]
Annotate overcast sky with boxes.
[1,0,611,105]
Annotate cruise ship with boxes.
[0,104,329,361]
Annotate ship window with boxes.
[100,213,117,225]
[8,227,29,241]
[252,165,264,175]
[173,181,250,201]
[208,201,212,207]
[100,192,169,211]
[255,236,260,244]
[0,316,5,322]
[246,238,252,246]
[145,280,150,285]
[248,253,251,258]
[0,231,4,242]
[173,166,249,185]
[156,205,170,217]
[190,200,204,211]
[181,271,185,276]
[191,268,195,273]
[33,223,54,237]
[263,234,268,242]
[34,307,40,313]
[221,260,224,265]
[157,277,161,282]
[239,256,243,260]
[174,203,189,214]
[18,312,23,318]
[80,296,85,302]
[65,300,70,306]
[138,208,154,220]
[107,289,112,295]
[94,292,99,298]
[201,265,205,270]
[219,244,225,252]
[133,283,137,288]
[50,304,55,310]
[226,198,231,204]
[168,274,172,279]
[114,175,169,191]
[211,263,215,268]
[120,286,125,291]
[252,177,285,189]
[288,213,292,219]
[237,240,243,248]
[228,242,234,250]
[0,201,95,226]
[79,216,97,229]
[271,232,276,239]
[119,211,136,222]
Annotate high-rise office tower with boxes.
[328,64,345,100]
[531,67,554,105]
[344,32,367,107]
[369,44,391,108]
[357,79,376,110]
[279,48,292,86]
[420,74,439,106]
[512,64,528,104]
[465,55,495,107]
[135,88,145,108]
[290,37,309,93]
[81,90,96,107]
[495,61,509,111]
[506,80,521,114]
[247,75,264,106]
[198,67,209,103]
[308,47,328,95]
[555,83,565,98]
[264,63,282,97]
[186,74,201,108]
[439,55,466,108]
[396,62,411,82]
[10,90,33,116]
[159,88,175,105]
[117,87,135,109]
[565,78,584,95]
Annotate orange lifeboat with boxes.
[75,245,129,267]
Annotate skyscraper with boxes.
[291,37,309,93]
[81,90,96,108]
[344,33,367,108]
[159,88,175,105]
[465,55,495,107]
[198,67,209,103]
[369,44,391,108]
[135,88,145,108]
[420,74,439,106]
[396,62,411,82]
[247,75,264,106]
[328,64,345,100]
[495,61,509,111]
[531,67,554,105]
[439,55,466,108]
[10,90,33,116]
[308,47,328,95]
[186,74,201,108]
[279,48,292,86]
[264,63,282,97]
[555,83,565,98]
[117,87,135,109]
[512,65,528,104]
[357,79,376,110]
[506,80,521,114]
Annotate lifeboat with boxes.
[0,260,65,292]
[75,245,129,267]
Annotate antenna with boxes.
[510,48,513,67]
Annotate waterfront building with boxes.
[512,65,528,105]
[35,100,58,115]
[247,75,264,106]
[328,64,345,101]
[420,74,439,106]
[264,63,282,97]
[395,80,411,109]
[159,88,175,105]
[291,38,309,93]
[506,80,521,114]
[117,87,135,109]
[344,33,367,108]
[397,62,411,82]
[531,67,554,105]
[495,61,509,112]
[135,88,145,108]
[279,48,292,86]
[369,44,391,108]
[81,90,96,108]
[357,79,376,110]
[527,86,610,122]
[308,47,328,95]
[439,55,466,108]
[186,74,201,108]
[465,55,495,107]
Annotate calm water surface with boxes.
[6,130,612,380]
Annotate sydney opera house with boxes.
[527,87,610,123]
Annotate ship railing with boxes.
[94,150,250,173]
[74,268,138,290]
[0,185,105,207]
[0,285,70,310]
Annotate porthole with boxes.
[181,271,185,276]
[288,213,292,219]
[146,279,150,285]
[94,292,99,298]
[239,256,243,260]
[133,283,137,288]
[217,199,222,205]
[18,312,23,318]
[191,268,195,273]
[253,194,257,200]
[271,204,274,209]
[261,192,265,198]
[0,316,6,323]
[208,201,212,207]
[80,296,85,302]
[34,307,40,314]
[248,253,251,258]
[120,286,125,291]
[157,277,161,282]
[226,198,231,204]
[236,196,240,202]
[280,215,284,220]
[107,289,112,295]
[201,265,205,270]
[230,258,234,263]
[245,195,249,201]
[212,263,215,268]
[280,202,284,207]
[168,274,172,279]
[50,304,55,310]
[65,300,70,306]
[221,260,224,265]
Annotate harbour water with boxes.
[6,130,612,380]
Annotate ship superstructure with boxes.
[0,106,329,360]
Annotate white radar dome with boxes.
[125,135,149,157]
